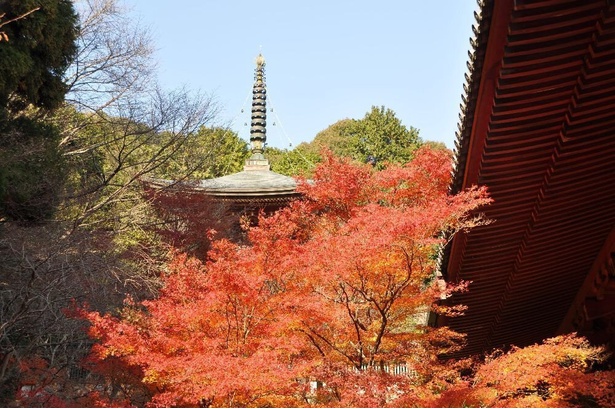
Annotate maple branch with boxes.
[389,244,417,299]
[365,290,389,364]
[225,294,239,349]
[297,329,325,357]
[338,282,366,367]
[349,281,391,364]
[305,325,358,369]
[0,351,15,383]
[242,305,256,343]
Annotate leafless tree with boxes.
[58,85,219,230]
[47,0,224,230]
[64,0,155,114]
[0,221,164,405]
[0,1,223,403]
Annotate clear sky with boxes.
[126,1,477,150]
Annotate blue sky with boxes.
[127,1,477,150]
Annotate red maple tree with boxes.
[143,186,240,260]
[78,146,494,406]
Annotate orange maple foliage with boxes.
[78,146,494,407]
[429,334,615,408]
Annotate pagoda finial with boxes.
[250,53,267,156]
[255,52,265,69]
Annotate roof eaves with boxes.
[450,0,495,195]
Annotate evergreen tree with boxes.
[0,0,77,114]
[0,0,78,222]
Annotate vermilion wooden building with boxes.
[436,0,615,356]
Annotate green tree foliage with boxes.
[351,105,421,166]
[267,143,320,177]
[423,140,449,151]
[0,115,66,222]
[0,0,77,115]
[270,106,423,175]
[152,126,249,180]
[311,118,356,158]
[0,7,40,42]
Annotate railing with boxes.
[352,361,417,377]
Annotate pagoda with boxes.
[192,53,298,211]
[147,53,299,216]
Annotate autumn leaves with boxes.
[75,147,497,406]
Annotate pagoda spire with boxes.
[244,53,271,171]
[250,53,267,156]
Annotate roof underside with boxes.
[440,0,615,356]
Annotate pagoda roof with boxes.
[192,168,297,197]
[437,0,615,356]
[143,165,298,199]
